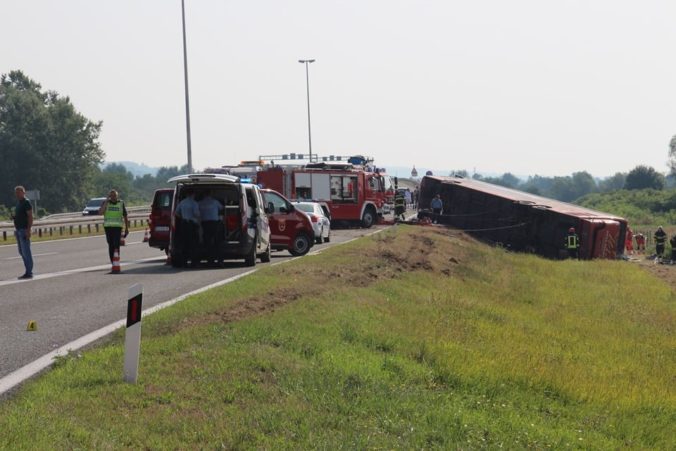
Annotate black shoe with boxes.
[18,273,33,280]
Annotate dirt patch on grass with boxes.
[176,287,310,331]
[172,226,471,332]
[632,256,676,292]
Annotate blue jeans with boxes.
[15,228,33,275]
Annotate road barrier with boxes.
[0,213,150,242]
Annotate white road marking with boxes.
[2,252,58,261]
[0,256,166,287]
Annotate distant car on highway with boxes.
[293,201,331,244]
[82,197,106,215]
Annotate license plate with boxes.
[154,226,170,232]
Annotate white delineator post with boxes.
[124,284,143,383]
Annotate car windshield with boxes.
[296,204,316,213]
[86,198,105,207]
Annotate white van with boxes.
[167,174,271,267]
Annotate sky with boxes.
[3,0,676,178]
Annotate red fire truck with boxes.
[256,162,390,228]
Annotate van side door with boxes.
[263,190,295,248]
[253,187,270,249]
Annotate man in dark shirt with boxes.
[12,185,34,279]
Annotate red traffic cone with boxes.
[142,228,150,242]
[111,249,121,273]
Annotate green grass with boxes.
[0,226,673,449]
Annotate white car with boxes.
[293,201,331,244]
[82,197,106,215]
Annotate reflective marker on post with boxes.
[124,284,143,383]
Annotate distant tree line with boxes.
[449,165,668,203]
[91,163,188,205]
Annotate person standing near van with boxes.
[198,190,223,265]
[99,189,129,264]
[175,189,201,267]
[13,185,34,279]
[430,194,443,224]
[654,226,667,261]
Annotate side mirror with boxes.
[266,202,274,214]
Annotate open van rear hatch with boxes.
[168,173,240,184]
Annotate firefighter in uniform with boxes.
[669,234,676,264]
[565,227,580,259]
[394,190,406,221]
[654,226,667,261]
[99,189,129,264]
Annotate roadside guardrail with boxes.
[0,208,151,242]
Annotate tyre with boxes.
[361,208,375,228]
[323,231,330,243]
[244,241,257,267]
[315,227,323,245]
[260,243,271,263]
[289,233,311,256]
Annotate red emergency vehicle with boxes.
[256,162,389,228]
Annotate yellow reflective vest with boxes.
[103,201,125,228]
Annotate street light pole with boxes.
[298,59,315,163]
[181,0,193,173]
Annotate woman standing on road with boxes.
[99,189,129,265]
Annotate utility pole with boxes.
[181,0,193,173]
[298,59,315,163]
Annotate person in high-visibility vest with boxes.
[99,189,129,264]
[565,227,580,259]
[394,190,406,221]
[654,226,667,261]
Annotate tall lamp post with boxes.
[181,0,193,173]
[298,59,315,163]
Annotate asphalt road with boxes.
[0,226,386,380]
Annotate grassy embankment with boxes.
[0,226,673,449]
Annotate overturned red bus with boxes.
[417,176,628,259]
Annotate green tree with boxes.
[156,165,188,184]
[570,171,597,199]
[92,163,134,201]
[549,176,576,201]
[624,165,665,190]
[521,175,555,197]
[598,172,626,192]
[0,70,104,211]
